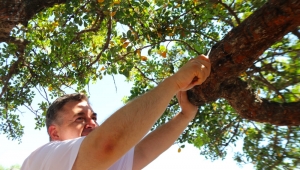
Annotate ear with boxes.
[48,125,60,141]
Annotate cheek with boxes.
[71,123,85,133]
[62,124,85,139]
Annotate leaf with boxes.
[178,148,181,153]
[141,56,147,61]
[160,51,167,58]
[122,42,130,48]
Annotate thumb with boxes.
[176,91,182,104]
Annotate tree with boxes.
[1,0,299,169]
[0,164,20,170]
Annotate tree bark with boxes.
[221,78,300,126]
[0,0,66,42]
[188,0,300,125]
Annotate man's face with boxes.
[51,100,98,141]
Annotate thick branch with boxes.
[220,78,300,126]
[0,54,25,99]
[0,0,67,42]
[188,0,300,105]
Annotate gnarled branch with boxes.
[220,78,300,126]
[188,0,300,104]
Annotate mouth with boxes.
[81,129,93,136]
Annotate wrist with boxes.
[179,110,197,120]
[162,76,181,94]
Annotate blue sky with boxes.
[0,74,254,169]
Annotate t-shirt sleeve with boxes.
[21,137,85,170]
[22,137,135,170]
[108,147,135,170]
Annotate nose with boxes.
[84,118,97,128]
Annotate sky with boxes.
[0,74,255,169]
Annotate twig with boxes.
[88,15,112,67]
[218,0,241,25]
[221,121,240,153]
[166,38,201,54]
[111,74,117,93]
[70,12,104,43]
[256,71,286,102]
[134,66,157,84]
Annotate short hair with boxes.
[46,93,88,130]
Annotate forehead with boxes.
[60,100,93,116]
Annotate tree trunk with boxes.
[0,0,66,42]
[188,0,300,126]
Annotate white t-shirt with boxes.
[21,137,134,170]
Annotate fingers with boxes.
[176,91,198,117]
[196,55,211,71]
[180,91,188,101]
[189,55,210,69]
[190,55,211,85]
[176,91,188,106]
[172,54,211,91]
[176,91,181,104]
[197,54,210,63]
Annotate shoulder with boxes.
[21,137,85,170]
[30,137,84,157]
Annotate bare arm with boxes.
[72,55,211,170]
[132,91,199,169]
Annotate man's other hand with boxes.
[176,91,198,119]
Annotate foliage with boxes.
[0,0,299,169]
[0,164,20,170]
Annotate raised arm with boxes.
[72,55,211,170]
[133,91,200,169]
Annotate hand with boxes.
[176,91,198,119]
[171,54,211,91]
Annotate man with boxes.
[21,54,211,170]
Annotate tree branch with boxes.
[188,0,300,106]
[254,73,286,102]
[218,0,241,26]
[221,78,300,126]
[70,8,104,43]
[0,54,25,99]
[88,15,112,67]
[0,0,67,41]
[134,66,157,84]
